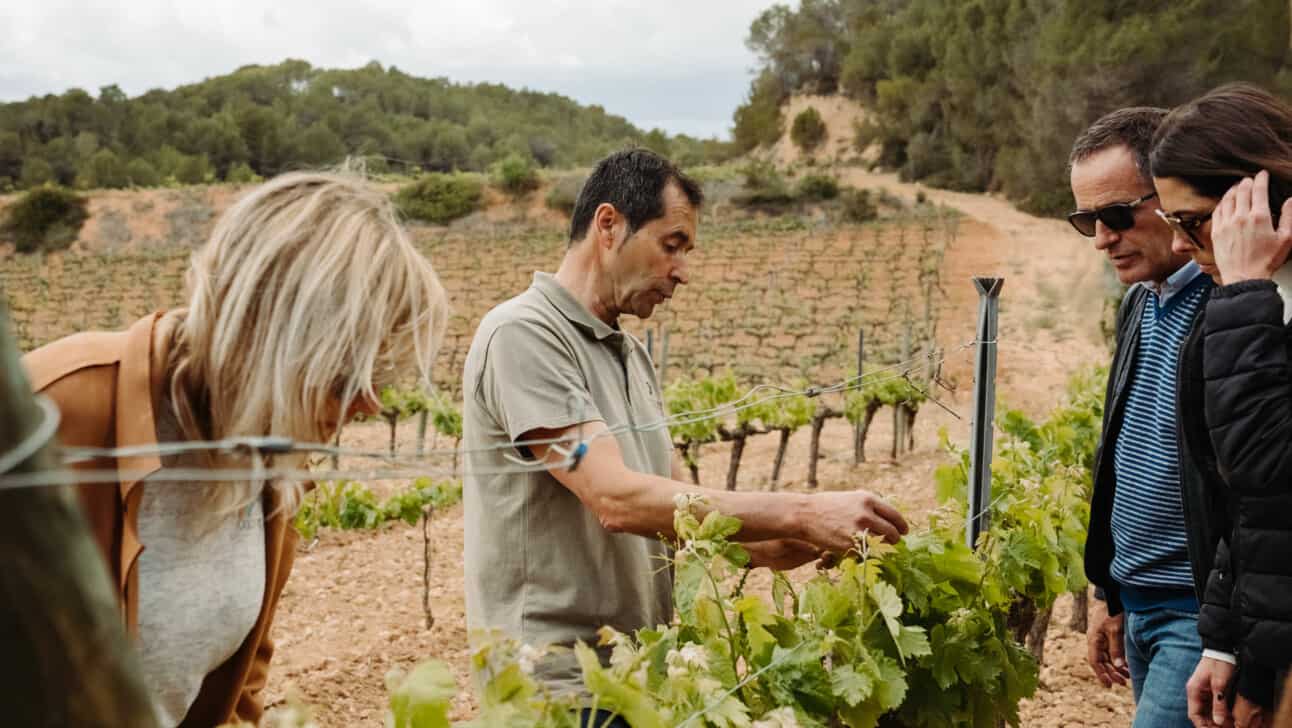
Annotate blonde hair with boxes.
[168,169,448,518]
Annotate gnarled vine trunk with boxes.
[808,413,827,489]
[855,401,881,464]
[726,433,746,491]
[1070,588,1090,634]
[770,428,791,490]
[1007,597,1054,667]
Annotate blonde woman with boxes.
[22,170,448,727]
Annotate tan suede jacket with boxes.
[22,312,298,727]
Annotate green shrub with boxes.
[175,154,212,185]
[790,107,827,153]
[733,160,794,209]
[795,173,840,201]
[1,186,90,253]
[544,173,586,215]
[840,187,878,223]
[82,148,129,189]
[394,172,484,225]
[683,164,741,186]
[731,69,786,153]
[19,158,54,188]
[491,153,540,196]
[126,158,161,187]
[225,161,259,184]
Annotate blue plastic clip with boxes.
[569,441,589,472]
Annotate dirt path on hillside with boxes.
[264,171,1136,726]
[839,168,1111,415]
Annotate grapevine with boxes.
[372,368,1104,728]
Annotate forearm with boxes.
[591,468,811,543]
[538,422,906,553]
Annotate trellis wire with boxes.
[0,340,974,492]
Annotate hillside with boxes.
[758,93,872,166]
[0,59,731,192]
[733,0,1290,215]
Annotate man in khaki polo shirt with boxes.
[462,149,909,714]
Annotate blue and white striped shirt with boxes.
[1110,264,1213,593]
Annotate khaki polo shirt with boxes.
[462,272,674,696]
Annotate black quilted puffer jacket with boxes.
[1200,279,1292,708]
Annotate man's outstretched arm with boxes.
[524,421,908,555]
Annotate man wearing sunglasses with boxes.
[1070,107,1210,728]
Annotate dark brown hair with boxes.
[1150,83,1292,212]
[569,148,703,246]
[1070,107,1169,185]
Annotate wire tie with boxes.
[252,436,295,455]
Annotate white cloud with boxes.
[0,0,771,138]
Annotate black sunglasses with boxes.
[1067,192,1158,237]
[1155,208,1213,251]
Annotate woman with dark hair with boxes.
[1150,83,1292,728]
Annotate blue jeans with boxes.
[1125,608,1203,728]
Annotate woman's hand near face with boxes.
[1212,171,1292,284]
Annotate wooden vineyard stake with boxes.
[416,409,429,458]
[892,319,913,460]
[423,505,435,630]
[853,327,864,465]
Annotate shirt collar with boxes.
[116,312,168,499]
[1142,260,1204,304]
[531,272,620,341]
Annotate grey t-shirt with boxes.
[462,272,674,696]
[136,404,266,727]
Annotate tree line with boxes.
[0,59,733,192]
[733,0,1292,215]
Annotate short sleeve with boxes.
[476,321,602,445]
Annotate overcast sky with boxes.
[0,0,774,140]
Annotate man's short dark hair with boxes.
[1069,107,1170,185]
[568,148,703,246]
